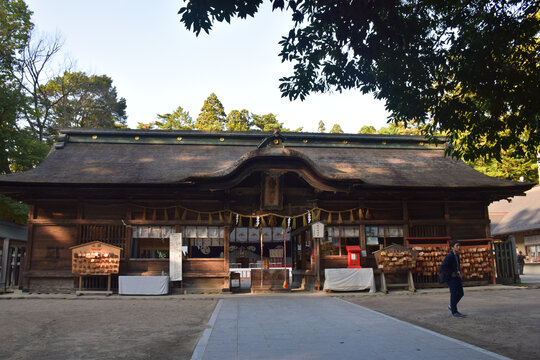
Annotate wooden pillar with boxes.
[359,224,366,252]
[338,226,343,256]
[224,225,230,271]
[223,225,230,290]
[11,246,20,286]
[76,202,83,246]
[444,202,451,237]
[0,238,10,289]
[483,201,491,238]
[124,207,132,261]
[402,201,409,238]
[315,234,320,291]
[24,204,35,290]
[301,233,306,270]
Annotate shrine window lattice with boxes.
[80,225,126,257]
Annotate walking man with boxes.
[440,239,466,317]
[517,251,525,275]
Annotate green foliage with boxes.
[194,93,226,131]
[329,124,343,134]
[138,106,194,130]
[358,125,376,134]
[1,3,128,222]
[225,109,251,131]
[467,152,539,184]
[317,120,325,133]
[0,194,28,224]
[369,122,539,184]
[0,125,49,174]
[0,0,32,80]
[179,1,540,160]
[378,122,424,136]
[377,126,400,135]
[0,0,32,144]
[252,113,283,132]
[250,112,303,132]
[0,0,34,224]
[44,71,127,131]
[144,95,301,133]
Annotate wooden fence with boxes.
[493,240,517,284]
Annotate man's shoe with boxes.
[448,305,452,312]
[452,312,467,318]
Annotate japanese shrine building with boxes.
[0,128,532,293]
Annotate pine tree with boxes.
[318,120,326,133]
[225,109,251,131]
[329,124,344,134]
[194,93,226,131]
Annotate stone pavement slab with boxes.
[192,296,508,360]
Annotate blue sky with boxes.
[26,0,391,133]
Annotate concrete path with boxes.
[192,296,508,360]
[520,274,540,284]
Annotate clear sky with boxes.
[25,0,391,133]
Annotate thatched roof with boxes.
[489,185,540,235]
[0,129,531,194]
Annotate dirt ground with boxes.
[0,286,538,360]
[0,296,217,360]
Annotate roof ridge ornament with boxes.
[257,128,284,149]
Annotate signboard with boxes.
[170,233,183,281]
[311,221,325,238]
[70,241,121,275]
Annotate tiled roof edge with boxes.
[54,128,447,149]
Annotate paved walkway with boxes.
[192,296,508,360]
[520,274,540,284]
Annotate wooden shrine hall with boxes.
[0,128,533,293]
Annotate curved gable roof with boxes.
[0,129,531,193]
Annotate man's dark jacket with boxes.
[440,250,460,283]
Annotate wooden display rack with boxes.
[406,237,495,286]
[406,237,449,287]
[458,239,495,285]
[373,244,417,293]
[70,241,122,295]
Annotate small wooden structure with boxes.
[374,244,417,293]
[70,241,121,295]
